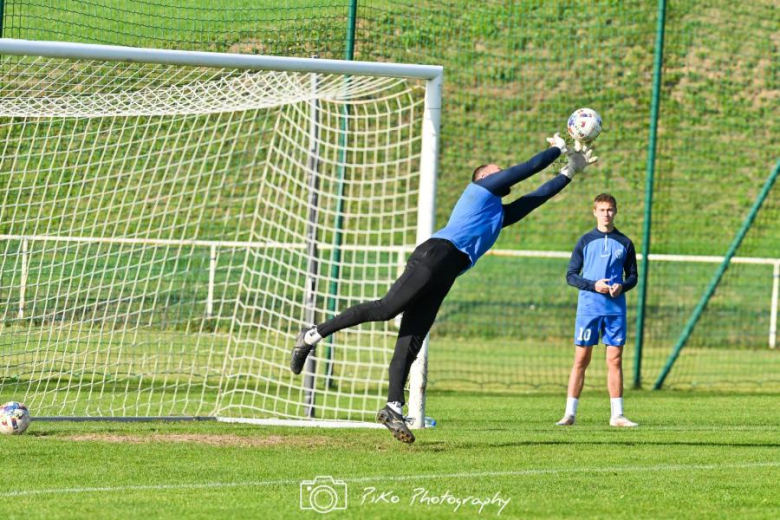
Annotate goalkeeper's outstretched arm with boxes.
[501,136,600,227]
[501,174,571,227]
[475,147,561,195]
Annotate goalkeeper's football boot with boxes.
[555,415,576,426]
[609,415,639,428]
[290,327,316,375]
[376,405,416,444]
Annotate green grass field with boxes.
[9,390,780,519]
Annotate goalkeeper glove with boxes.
[573,140,592,153]
[546,132,570,155]
[560,147,598,179]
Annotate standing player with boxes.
[556,193,638,427]
[291,133,598,443]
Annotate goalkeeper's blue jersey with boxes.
[429,147,564,270]
[431,183,503,269]
[566,228,638,317]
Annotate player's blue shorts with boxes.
[574,315,626,347]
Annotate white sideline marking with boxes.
[4,461,780,498]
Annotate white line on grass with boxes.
[5,461,780,497]
[631,426,780,431]
[522,425,780,432]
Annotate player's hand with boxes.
[546,132,569,155]
[574,140,592,153]
[594,279,611,294]
[609,283,623,297]
[560,146,599,179]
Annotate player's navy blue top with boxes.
[432,147,566,268]
[567,228,638,316]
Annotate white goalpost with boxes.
[0,39,442,429]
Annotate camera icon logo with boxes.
[299,476,348,514]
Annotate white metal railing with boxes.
[3,234,778,348]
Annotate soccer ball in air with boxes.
[0,401,31,435]
[567,108,602,143]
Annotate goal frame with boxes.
[0,38,443,430]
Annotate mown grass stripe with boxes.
[6,460,780,497]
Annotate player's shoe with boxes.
[609,415,639,428]
[290,326,316,375]
[555,415,576,426]
[376,405,415,444]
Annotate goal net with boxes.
[0,40,441,426]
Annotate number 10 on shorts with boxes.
[577,327,592,342]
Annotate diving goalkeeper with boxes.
[291,133,598,443]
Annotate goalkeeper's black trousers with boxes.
[316,238,470,404]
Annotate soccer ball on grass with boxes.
[567,108,602,143]
[0,401,31,435]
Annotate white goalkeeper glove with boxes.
[573,140,590,153]
[560,144,598,179]
[546,132,570,155]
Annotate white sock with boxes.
[610,397,624,418]
[304,327,322,345]
[387,401,403,414]
[565,397,579,418]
